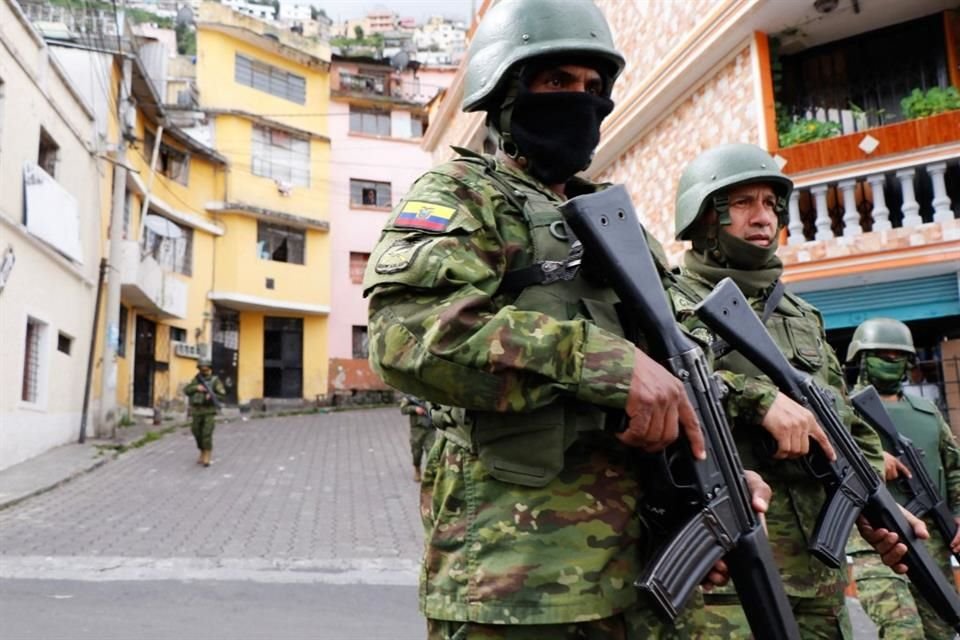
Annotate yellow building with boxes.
[193,2,332,406]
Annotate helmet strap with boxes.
[712,194,732,226]
[496,69,523,160]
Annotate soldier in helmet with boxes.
[183,359,226,467]
[667,143,917,638]
[360,1,789,637]
[846,318,960,639]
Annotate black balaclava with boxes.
[492,57,615,185]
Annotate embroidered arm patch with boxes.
[394,200,456,232]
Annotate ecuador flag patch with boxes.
[394,200,456,232]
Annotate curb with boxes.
[0,455,108,513]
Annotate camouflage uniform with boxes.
[183,371,225,452]
[400,395,436,470]
[364,152,704,636]
[668,143,885,639]
[670,273,884,639]
[849,392,960,639]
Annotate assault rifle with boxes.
[559,186,800,639]
[195,375,222,411]
[850,385,960,563]
[696,278,960,633]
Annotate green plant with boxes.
[900,86,960,119]
[119,412,136,427]
[778,117,841,148]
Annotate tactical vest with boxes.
[443,149,625,487]
[884,393,946,499]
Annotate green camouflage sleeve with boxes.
[363,166,635,413]
[937,413,960,514]
[716,371,779,425]
[183,377,199,396]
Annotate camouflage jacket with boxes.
[849,390,960,578]
[670,267,885,600]
[183,374,225,414]
[363,154,668,624]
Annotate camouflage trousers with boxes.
[853,548,955,639]
[411,424,435,468]
[702,592,852,639]
[191,412,215,450]
[427,593,706,640]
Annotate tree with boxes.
[354,25,364,40]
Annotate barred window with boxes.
[141,213,193,276]
[350,178,391,208]
[235,53,306,104]
[252,125,310,187]
[21,317,44,403]
[349,106,391,136]
[257,221,305,265]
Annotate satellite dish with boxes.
[144,214,183,239]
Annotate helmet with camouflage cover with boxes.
[197,359,213,369]
[675,143,793,241]
[462,0,625,114]
[846,317,916,363]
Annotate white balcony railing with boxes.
[117,240,187,319]
[787,158,959,245]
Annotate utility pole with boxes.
[98,49,133,439]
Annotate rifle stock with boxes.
[851,386,960,563]
[559,186,800,639]
[696,278,960,633]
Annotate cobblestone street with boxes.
[0,408,422,582]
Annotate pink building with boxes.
[326,55,455,399]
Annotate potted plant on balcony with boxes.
[900,86,960,147]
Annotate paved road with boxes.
[0,408,884,638]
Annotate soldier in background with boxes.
[399,395,434,482]
[667,143,890,638]
[184,359,225,467]
[846,317,960,639]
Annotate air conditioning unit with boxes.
[173,341,211,360]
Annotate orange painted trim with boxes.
[945,11,960,89]
[783,242,960,284]
[754,31,779,152]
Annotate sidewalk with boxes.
[0,419,181,511]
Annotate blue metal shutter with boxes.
[798,273,960,330]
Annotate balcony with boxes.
[117,240,187,319]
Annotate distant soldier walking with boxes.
[399,395,434,482]
[184,359,226,467]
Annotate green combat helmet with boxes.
[197,359,213,369]
[675,143,793,241]
[846,317,916,363]
[462,0,625,114]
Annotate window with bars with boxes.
[350,178,391,208]
[257,221,305,264]
[352,325,369,359]
[349,252,370,284]
[252,125,310,187]
[349,106,391,136]
[141,213,193,276]
[235,53,306,104]
[21,317,45,403]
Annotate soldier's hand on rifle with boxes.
[761,392,837,461]
[882,452,911,481]
[951,518,960,554]
[701,469,773,591]
[619,348,704,460]
[857,506,929,574]
[415,407,426,416]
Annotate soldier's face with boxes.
[527,64,604,96]
[199,367,212,376]
[719,183,779,247]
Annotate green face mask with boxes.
[864,354,908,393]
